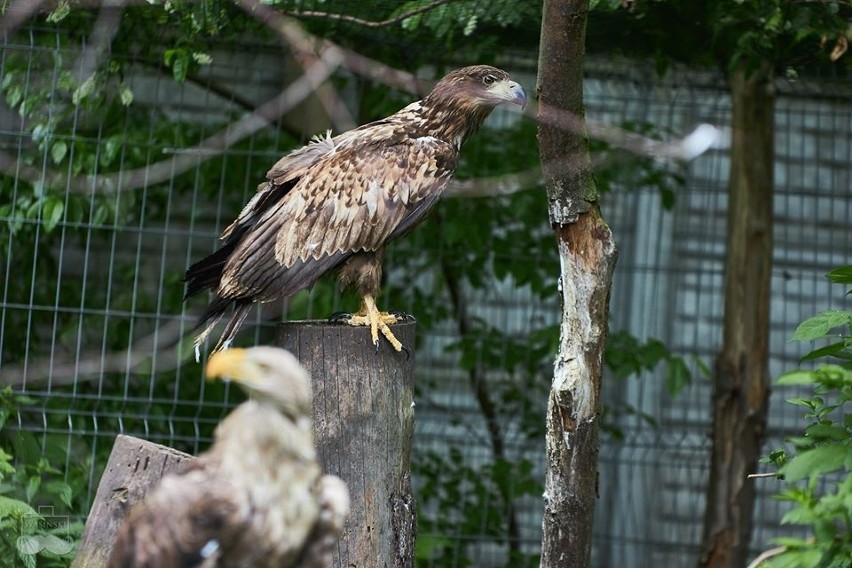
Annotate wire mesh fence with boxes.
[0,10,850,568]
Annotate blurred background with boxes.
[0,1,849,566]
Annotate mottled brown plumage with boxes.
[106,347,349,568]
[184,65,527,355]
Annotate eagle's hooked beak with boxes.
[206,348,250,382]
[506,81,528,110]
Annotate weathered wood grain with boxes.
[72,435,193,568]
[279,320,416,568]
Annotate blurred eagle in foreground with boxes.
[107,347,349,568]
[184,65,527,356]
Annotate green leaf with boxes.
[804,423,847,441]
[92,203,109,226]
[665,357,691,397]
[25,475,40,503]
[0,495,36,519]
[790,310,852,342]
[800,340,852,362]
[825,265,852,285]
[46,0,70,23]
[72,75,96,105]
[693,356,712,378]
[780,445,849,481]
[192,52,212,65]
[42,198,64,233]
[164,48,190,83]
[6,85,22,108]
[777,371,816,386]
[43,480,73,508]
[51,140,67,165]
[119,84,134,106]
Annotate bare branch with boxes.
[0,48,343,194]
[746,472,778,479]
[1,317,191,388]
[288,0,456,29]
[72,2,124,85]
[744,546,789,568]
[0,0,47,37]
[231,0,356,131]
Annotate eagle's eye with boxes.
[482,74,496,86]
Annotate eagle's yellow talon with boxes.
[344,294,405,353]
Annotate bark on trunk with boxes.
[73,435,193,568]
[278,320,417,568]
[537,1,618,566]
[699,62,775,568]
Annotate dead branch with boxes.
[231,0,356,132]
[287,0,456,29]
[72,2,123,85]
[0,49,342,194]
[744,545,789,568]
[0,0,47,37]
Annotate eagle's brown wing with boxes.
[216,133,456,302]
[106,463,248,568]
[220,131,338,241]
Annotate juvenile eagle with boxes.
[184,65,527,356]
[106,347,349,568]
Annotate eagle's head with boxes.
[421,65,527,147]
[206,346,312,419]
[425,65,527,111]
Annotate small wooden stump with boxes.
[279,320,417,568]
[72,435,193,568]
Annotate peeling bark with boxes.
[537,0,618,566]
[541,213,617,567]
[699,62,775,568]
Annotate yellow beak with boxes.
[205,348,248,381]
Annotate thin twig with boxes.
[288,0,456,29]
[747,472,779,479]
[745,545,788,568]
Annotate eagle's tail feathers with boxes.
[193,311,224,363]
[212,301,252,354]
[183,241,238,300]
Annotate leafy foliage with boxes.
[759,267,852,567]
[588,0,851,76]
[0,389,87,568]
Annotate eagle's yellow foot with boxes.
[333,294,406,353]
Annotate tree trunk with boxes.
[73,435,193,568]
[699,62,775,568]
[278,320,417,568]
[537,1,618,566]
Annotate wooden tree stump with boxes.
[72,435,193,568]
[278,320,417,568]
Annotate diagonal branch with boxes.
[231,0,356,131]
[288,0,456,28]
[72,2,124,85]
[0,48,343,194]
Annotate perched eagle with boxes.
[184,65,527,356]
[106,347,349,568]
